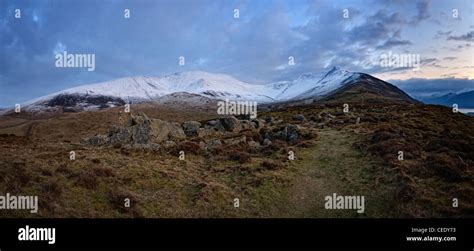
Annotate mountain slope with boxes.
[27,71,273,105]
[320,73,421,104]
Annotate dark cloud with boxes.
[443,56,457,60]
[433,30,452,39]
[447,31,474,42]
[411,0,431,24]
[393,78,474,97]
[0,0,471,107]
[376,39,412,49]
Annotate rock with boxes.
[206,139,222,150]
[199,141,207,151]
[259,128,272,140]
[87,113,186,146]
[182,121,201,137]
[130,119,152,144]
[206,120,225,132]
[128,112,150,126]
[149,119,185,142]
[241,120,255,130]
[169,122,187,141]
[87,134,109,145]
[200,127,224,138]
[277,124,300,143]
[108,126,132,144]
[248,140,260,150]
[220,116,241,132]
[163,140,177,149]
[285,124,300,143]
[263,116,274,124]
[263,138,272,146]
[251,119,266,129]
[293,114,305,121]
[309,115,323,123]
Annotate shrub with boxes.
[177,140,202,155]
[75,170,99,189]
[261,160,283,170]
[229,151,251,164]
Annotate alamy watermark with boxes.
[18,225,55,244]
[325,193,365,213]
[217,99,258,119]
[380,51,420,71]
[0,193,38,213]
[55,51,95,71]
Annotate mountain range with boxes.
[4,67,418,113]
[418,91,474,108]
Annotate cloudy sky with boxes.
[0,0,473,107]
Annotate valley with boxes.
[0,99,472,218]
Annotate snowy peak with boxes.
[264,66,358,101]
[20,67,367,112]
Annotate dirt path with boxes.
[284,128,398,218]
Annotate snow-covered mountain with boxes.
[18,67,362,112]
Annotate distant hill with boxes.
[320,73,421,104]
[420,91,474,108]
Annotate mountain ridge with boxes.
[4,67,419,114]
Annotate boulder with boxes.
[87,134,110,146]
[293,114,305,121]
[272,124,300,144]
[263,116,274,124]
[86,113,186,146]
[283,124,300,143]
[241,120,256,130]
[206,120,226,132]
[108,126,132,144]
[169,122,187,141]
[247,140,261,150]
[149,119,185,142]
[251,119,266,129]
[182,121,202,137]
[220,116,241,132]
[263,138,272,146]
[163,140,177,149]
[206,139,222,150]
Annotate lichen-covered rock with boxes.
[241,120,256,130]
[219,116,241,132]
[293,114,305,121]
[247,140,261,150]
[163,140,177,149]
[251,119,266,129]
[87,113,186,146]
[263,138,272,146]
[270,124,300,144]
[87,134,110,145]
[109,126,132,144]
[182,121,201,137]
[282,124,299,143]
[206,139,222,150]
[150,119,185,142]
[206,120,225,132]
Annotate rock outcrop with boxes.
[87,113,185,146]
